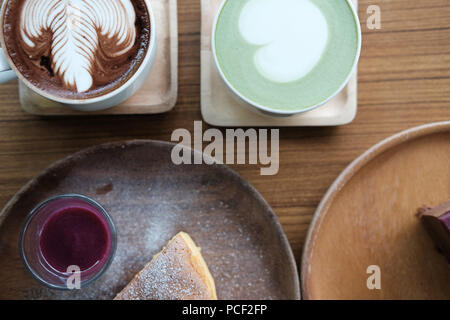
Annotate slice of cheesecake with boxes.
[115,232,217,300]
[418,200,450,263]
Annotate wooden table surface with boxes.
[0,0,449,265]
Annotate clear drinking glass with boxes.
[19,194,116,290]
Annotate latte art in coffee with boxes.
[2,0,150,99]
[214,0,360,111]
[20,0,137,92]
[239,0,328,83]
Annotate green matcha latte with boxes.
[213,0,361,112]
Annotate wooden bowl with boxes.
[302,122,450,300]
[0,140,300,300]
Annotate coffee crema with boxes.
[2,0,151,99]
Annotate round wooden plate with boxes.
[302,122,450,300]
[0,140,300,300]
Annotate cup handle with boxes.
[0,48,17,84]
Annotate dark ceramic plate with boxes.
[0,140,300,300]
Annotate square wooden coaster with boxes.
[200,0,358,127]
[17,0,178,116]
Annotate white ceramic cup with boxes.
[212,0,362,117]
[0,0,157,112]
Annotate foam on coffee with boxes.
[214,0,359,111]
[20,0,137,93]
[239,0,328,83]
[2,0,150,99]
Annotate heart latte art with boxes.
[239,0,328,83]
[214,0,360,111]
[20,0,137,92]
[1,0,151,99]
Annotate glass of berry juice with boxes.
[20,194,116,290]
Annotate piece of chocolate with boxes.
[418,201,450,263]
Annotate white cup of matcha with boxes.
[212,0,362,116]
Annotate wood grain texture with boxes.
[302,123,450,300]
[0,0,449,277]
